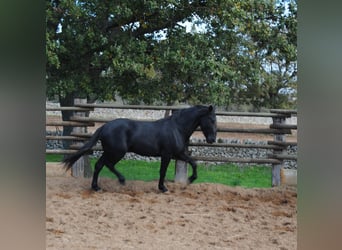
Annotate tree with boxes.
[229,0,297,109]
[206,1,296,110]
[47,0,297,110]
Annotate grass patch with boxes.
[46,154,63,162]
[196,164,271,188]
[46,154,271,188]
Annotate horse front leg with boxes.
[158,155,171,192]
[187,158,198,183]
[177,153,198,184]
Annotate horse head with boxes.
[198,105,217,144]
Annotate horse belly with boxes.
[128,141,161,157]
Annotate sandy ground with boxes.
[46,111,297,249]
[46,163,297,250]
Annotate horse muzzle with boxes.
[206,137,216,144]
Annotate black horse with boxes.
[63,105,217,192]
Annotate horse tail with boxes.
[62,125,103,171]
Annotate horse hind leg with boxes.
[91,155,106,191]
[106,163,125,185]
[105,153,126,185]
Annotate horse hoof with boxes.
[188,176,197,184]
[119,179,126,185]
[159,186,168,193]
[92,186,101,192]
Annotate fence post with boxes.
[174,160,188,184]
[71,98,92,178]
[271,115,286,186]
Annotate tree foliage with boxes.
[46,0,297,109]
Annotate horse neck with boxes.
[174,108,201,139]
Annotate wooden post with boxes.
[271,116,286,186]
[174,160,188,184]
[71,98,92,178]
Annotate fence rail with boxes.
[46,103,297,186]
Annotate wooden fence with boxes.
[46,102,297,186]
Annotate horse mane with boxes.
[173,105,206,116]
[165,105,209,124]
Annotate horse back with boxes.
[99,118,186,156]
